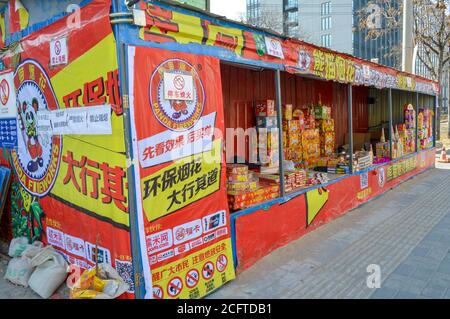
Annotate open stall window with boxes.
[417,93,435,150]
[279,72,352,193]
[221,62,282,212]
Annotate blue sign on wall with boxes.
[0,117,18,149]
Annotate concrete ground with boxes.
[1,152,449,299]
[210,161,450,299]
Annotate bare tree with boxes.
[357,0,450,138]
[247,6,286,35]
[245,6,310,41]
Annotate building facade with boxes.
[246,0,447,111]
[246,0,400,67]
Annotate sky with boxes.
[210,0,246,21]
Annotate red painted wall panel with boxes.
[234,149,435,273]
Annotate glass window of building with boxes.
[321,2,331,16]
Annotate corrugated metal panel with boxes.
[221,63,369,158]
[368,88,418,130]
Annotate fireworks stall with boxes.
[0,0,438,299]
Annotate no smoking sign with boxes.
[202,261,214,280]
[185,269,200,288]
[0,79,10,106]
[50,37,68,67]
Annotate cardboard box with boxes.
[256,116,278,129]
[255,100,276,116]
[282,104,293,120]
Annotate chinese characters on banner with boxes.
[0,70,18,149]
[129,46,235,299]
[2,1,135,298]
[37,105,112,136]
[137,1,438,96]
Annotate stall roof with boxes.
[133,0,438,96]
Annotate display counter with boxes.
[230,148,435,273]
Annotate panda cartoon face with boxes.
[21,98,39,138]
[25,104,36,124]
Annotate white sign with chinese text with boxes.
[85,105,112,135]
[39,105,111,136]
[163,72,194,101]
[50,37,69,67]
[137,112,216,168]
[265,37,285,59]
[0,71,17,118]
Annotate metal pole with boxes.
[348,84,353,173]
[119,42,144,299]
[389,88,393,160]
[275,70,285,197]
[415,92,419,153]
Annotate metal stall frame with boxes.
[108,0,441,298]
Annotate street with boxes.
[210,161,450,299]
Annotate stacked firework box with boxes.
[354,151,372,171]
[227,184,280,211]
[257,170,307,193]
[226,164,281,211]
[226,164,258,193]
[401,104,416,153]
[301,128,320,167]
[314,104,335,156]
[376,142,390,158]
[282,104,303,162]
[418,108,433,150]
[255,100,280,168]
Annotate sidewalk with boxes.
[1,163,449,299]
[210,164,450,299]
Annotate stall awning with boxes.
[133,0,438,96]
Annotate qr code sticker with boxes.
[115,259,135,293]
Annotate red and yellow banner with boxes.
[1,0,135,298]
[129,45,235,299]
[137,1,438,96]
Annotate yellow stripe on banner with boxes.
[51,136,130,227]
[50,33,125,154]
[0,15,5,44]
[18,7,29,30]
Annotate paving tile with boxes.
[370,287,398,299]
[394,291,422,299]
[392,264,416,277]
[420,283,447,299]
[410,247,429,257]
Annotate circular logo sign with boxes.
[153,285,164,299]
[11,60,62,197]
[54,40,62,55]
[185,269,200,289]
[202,261,214,280]
[149,58,205,132]
[0,79,10,106]
[167,276,183,298]
[173,75,185,90]
[270,39,278,48]
[216,254,228,273]
[377,167,385,188]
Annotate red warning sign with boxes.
[153,285,163,299]
[167,276,183,298]
[202,261,214,280]
[185,269,200,288]
[216,254,228,273]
